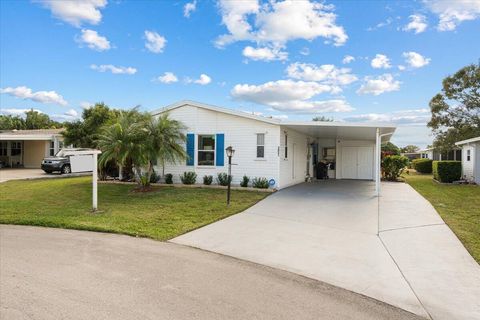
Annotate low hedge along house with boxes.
[433,161,462,183]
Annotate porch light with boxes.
[225,146,235,157]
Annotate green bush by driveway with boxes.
[404,173,480,263]
[433,161,462,183]
[0,177,268,241]
[412,158,433,173]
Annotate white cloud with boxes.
[0,108,43,116]
[184,0,197,18]
[77,29,111,51]
[231,79,353,113]
[144,30,167,53]
[155,72,179,84]
[186,74,212,85]
[242,46,288,61]
[64,109,79,117]
[216,0,347,48]
[371,54,391,69]
[38,0,107,27]
[398,65,406,71]
[367,17,394,31]
[403,14,428,33]
[357,74,401,96]
[90,64,137,74]
[286,62,357,87]
[342,55,355,64]
[424,0,480,31]
[79,101,92,109]
[343,108,430,125]
[1,86,68,106]
[403,51,431,68]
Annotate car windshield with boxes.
[55,149,66,157]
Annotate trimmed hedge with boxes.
[433,161,461,183]
[382,155,409,181]
[412,158,433,173]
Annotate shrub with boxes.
[382,155,409,181]
[216,172,232,186]
[240,175,250,187]
[412,158,433,173]
[164,173,173,184]
[433,161,461,183]
[203,175,213,185]
[180,171,197,185]
[150,171,160,183]
[252,177,269,189]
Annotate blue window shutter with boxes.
[186,133,194,166]
[216,133,224,166]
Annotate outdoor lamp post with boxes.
[225,146,235,205]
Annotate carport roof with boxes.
[154,100,396,142]
[281,121,396,142]
[0,129,64,140]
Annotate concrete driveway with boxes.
[172,180,480,320]
[0,168,48,182]
[0,225,423,320]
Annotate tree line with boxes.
[0,109,63,130]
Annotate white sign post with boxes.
[62,149,102,211]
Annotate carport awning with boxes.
[280,121,396,142]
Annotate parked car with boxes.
[41,148,91,174]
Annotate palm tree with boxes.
[97,109,145,181]
[142,113,187,187]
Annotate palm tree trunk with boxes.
[118,164,123,181]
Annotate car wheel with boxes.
[61,165,71,174]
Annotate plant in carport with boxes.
[382,155,409,181]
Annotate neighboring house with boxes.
[418,147,462,161]
[0,129,64,168]
[401,152,421,161]
[151,101,396,190]
[455,136,480,184]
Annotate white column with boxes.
[375,128,381,197]
[92,153,98,211]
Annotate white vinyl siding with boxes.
[157,104,280,186]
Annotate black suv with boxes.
[41,149,77,174]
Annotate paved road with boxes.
[0,225,422,320]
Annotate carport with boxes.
[280,121,396,196]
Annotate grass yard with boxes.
[403,172,480,263]
[0,177,268,241]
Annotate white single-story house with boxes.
[418,147,462,161]
[0,129,64,168]
[455,136,480,184]
[151,101,396,194]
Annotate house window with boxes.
[49,141,55,156]
[284,134,288,159]
[198,135,215,166]
[0,142,7,156]
[467,149,471,161]
[256,133,265,158]
[11,141,22,156]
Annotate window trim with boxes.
[256,133,265,159]
[197,134,216,166]
[467,149,471,161]
[10,141,22,156]
[49,141,55,156]
[284,133,288,159]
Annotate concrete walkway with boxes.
[0,168,89,183]
[0,225,423,320]
[172,180,480,320]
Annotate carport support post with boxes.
[375,128,381,197]
[92,152,98,211]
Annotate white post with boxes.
[92,152,98,211]
[375,128,381,197]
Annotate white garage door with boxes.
[341,146,374,180]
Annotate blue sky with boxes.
[1,0,480,148]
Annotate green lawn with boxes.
[404,172,480,263]
[0,177,268,241]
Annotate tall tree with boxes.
[0,114,26,130]
[312,116,334,122]
[428,63,480,151]
[62,103,117,147]
[0,109,62,130]
[381,142,400,155]
[400,145,420,153]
